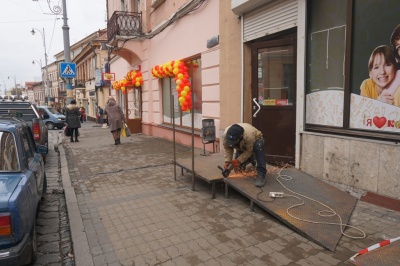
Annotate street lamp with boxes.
[7,75,17,96]
[31,28,51,106]
[32,0,72,104]
[0,73,6,95]
[32,60,45,104]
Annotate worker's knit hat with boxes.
[226,124,244,148]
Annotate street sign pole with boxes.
[62,0,73,105]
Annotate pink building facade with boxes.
[106,0,220,149]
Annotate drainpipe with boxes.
[91,41,100,109]
[240,15,244,123]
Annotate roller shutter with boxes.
[243,0,298,42]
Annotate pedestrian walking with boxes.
[98,106,104,124]
[79,107,86,123]
[104,96,125,145]
[65,100,81,142]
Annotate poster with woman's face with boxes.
[305,0,400,133]
[350,0,400,133]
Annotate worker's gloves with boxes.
[224,159,239,170]
[230,159,240,170]
[224,161,231,170]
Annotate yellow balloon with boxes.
[178,73,183,79]
[173,68,179,75]
[135,82,140,87]
[181,90,187,97]
[179,97,185,103]
[184,86,190,92]
[176,79,181,85]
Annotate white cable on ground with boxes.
[275,166,366,240]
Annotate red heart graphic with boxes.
[373,116,387,128]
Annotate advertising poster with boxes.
[350,0,400,133]
[306,0,400,134]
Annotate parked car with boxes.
[0,95,48,153]
[0,116,47,265]
[37,106,66,130]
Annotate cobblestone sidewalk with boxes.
[60,121,400,266]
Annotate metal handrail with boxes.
[107,11,143,42]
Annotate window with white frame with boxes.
[162,58,202,129]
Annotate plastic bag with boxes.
[121,125,126,137]
[125,123,131,137]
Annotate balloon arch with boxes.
[112,70,143,94]
[152,60,196,112]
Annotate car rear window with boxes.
[0,103,39,122]
[0,131,19,171]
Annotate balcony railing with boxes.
[108,11,143,42]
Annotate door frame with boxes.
[124,87,142,133]
[250,34,297,165]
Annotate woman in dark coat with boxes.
[104,96,125,145]
[65,100,81,142]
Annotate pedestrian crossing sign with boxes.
[60,62,77,78]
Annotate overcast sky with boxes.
[0,0,106,93]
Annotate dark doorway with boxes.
[125,87,142,133]
[251,35,296,165]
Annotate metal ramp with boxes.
[175,154,358,251]
[175,153,225,199]
[225,167,358,251]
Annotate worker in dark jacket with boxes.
[222,123,267,187]
[65,100,81,142]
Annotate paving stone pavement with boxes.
[58,121,400,266]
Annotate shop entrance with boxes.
[251,35,296,165]
[124,87,142,133]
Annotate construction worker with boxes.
[222,123,267,187]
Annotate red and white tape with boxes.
[350,236,400,263]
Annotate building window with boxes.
[306,0,346,127]
[162,58,202,129]
[305,0,400,139]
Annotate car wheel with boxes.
[46,122,55,130]
[57,126,63,129]
[30,221,38,263]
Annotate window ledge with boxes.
[151,0,165,9]
[160,123,201,135]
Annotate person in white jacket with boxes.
[222,123,267,187]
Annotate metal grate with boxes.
[107,11,143,42]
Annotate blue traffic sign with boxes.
[60,62,77,78]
